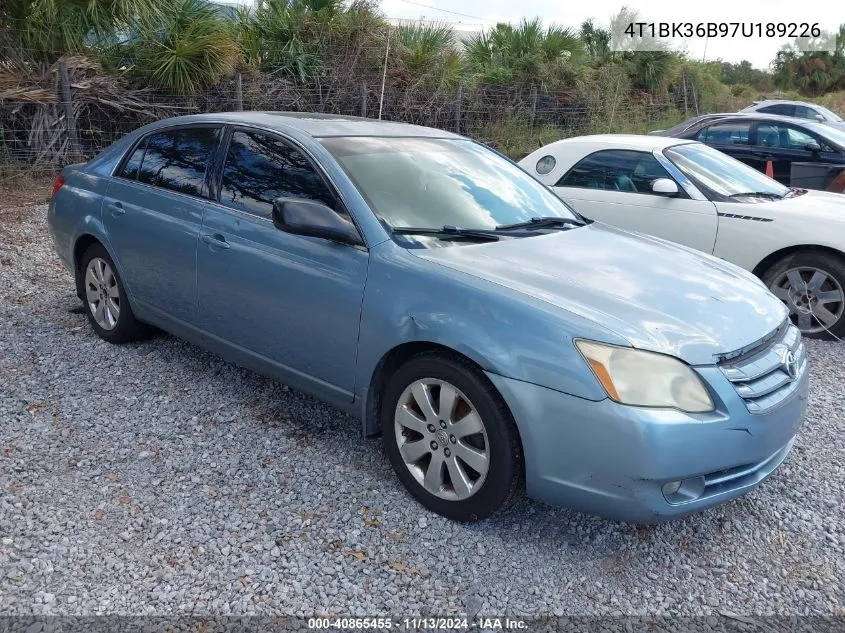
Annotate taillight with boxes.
[51,175,66,199]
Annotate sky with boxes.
[378,0,841,70]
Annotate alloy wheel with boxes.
[770,266,844,335]
[85,257,121,331]
[394,378,489,501]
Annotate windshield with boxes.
[815,104,843,122]
[664,143,790,200]
[320,137,578,232]
[803,121,845,146]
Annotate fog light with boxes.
[662,476,706,504]
[662,480,682,496]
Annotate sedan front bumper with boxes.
[486,363,808,523]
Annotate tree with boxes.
[463,18,584,87]
[1,0,165,60]
[772,24,845,95]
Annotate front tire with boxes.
[381,352,524,521]
[78,243,146,344]
[763,251,845,339]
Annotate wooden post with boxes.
[235,73,243,111]
[455,83,463,134]
[361,82,368,118]
[530,85,538,126]
[608,75,622,131]
[691,82,699,115]
[57,58,82,161]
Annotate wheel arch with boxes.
[752,244,845,278]
[72,234,105,298]
[362,341,501,438]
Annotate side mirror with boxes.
[805,141,821,154]
[814,114,825,122]
[651,178,679,196]
[272,198,362,246]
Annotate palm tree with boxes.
[249,0,345,81]
[464,18,583,86]
[395,22,455,71]
[2,0,166,61]
[106,0,240,94]
[580,19,611,61]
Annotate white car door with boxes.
[552,149,719,254]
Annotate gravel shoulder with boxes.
[1,203,843,617]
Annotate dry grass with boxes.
[0,164,56,208]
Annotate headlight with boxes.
[575,340,714,413]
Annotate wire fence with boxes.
[0,53,708,176]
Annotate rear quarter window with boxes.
[117,141,146,180]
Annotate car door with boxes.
[103,126,221,323]
[552,149,719,253]
[690,119,760,171]
[196,127,369,401]
[751,121,839,185]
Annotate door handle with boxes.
[107,202,125,217]
[201,233,230,249]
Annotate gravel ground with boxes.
[1,202,843,619]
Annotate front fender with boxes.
[355,242,623,427]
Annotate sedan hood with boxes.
[412,224,787,365]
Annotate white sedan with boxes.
[519,135,845,338]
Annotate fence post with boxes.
[530,85,538,127]
[691,82,699,115]
[455,83,463,134]
[57,58,82,161]
[608,75,622,131]
[235,73,243,111]
[361,83,368,118]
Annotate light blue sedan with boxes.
[47,113,809,522]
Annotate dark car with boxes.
[740,100,845,130]
[655,114,845,192]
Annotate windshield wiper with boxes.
[392,225,500,241]
[727,191,784,200]
[495,216,584,231]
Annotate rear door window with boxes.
[758,104,795,116]
[695,122,751,145]
[137,127,220,197]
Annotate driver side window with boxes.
[218,130,341,219]
[556,149,673,195]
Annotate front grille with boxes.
[719,323,807,413]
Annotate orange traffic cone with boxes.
[765,160,774,178]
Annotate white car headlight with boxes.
[575,340,715,413]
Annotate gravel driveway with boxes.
[1,202,843,618]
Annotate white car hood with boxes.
[716,189,845,222]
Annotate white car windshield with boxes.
[815,104,843,122]
[320,137,578,231]
[664,143,790,200]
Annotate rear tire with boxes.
[78,243,146,344]
[380,351,524,521]
[762,251,845,339]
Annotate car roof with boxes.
[678,112,824,129]
[540,134,695,152]
[138,111,462,139]
[747,99,818,107]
